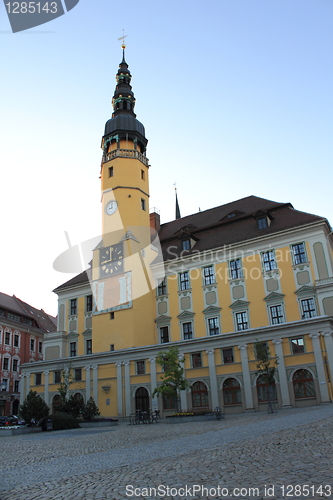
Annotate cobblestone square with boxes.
[1,405,332,500]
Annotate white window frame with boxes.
[269,304,285,325]
[203,265,215,286]
[300,297,316,319]
[261,250,277,272]
[291,242,307,266]
[235,311,249,331]
[182,321,193,340]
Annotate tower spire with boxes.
[174,184,181,220]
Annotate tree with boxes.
[255,341,278,414]
[82,397,100,420]
[19,390,49,423]
[152,346,189,412]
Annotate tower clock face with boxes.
[106,200,118,215]
[100,243,124,276]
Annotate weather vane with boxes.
[118,29,127,49]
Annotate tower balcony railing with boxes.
[102,149,149,166]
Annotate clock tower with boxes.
[91,45,158,351]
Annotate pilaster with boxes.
[272,339,291,407]
[309,332,330,403]
[206,349,219,408]
[238,344,254,411]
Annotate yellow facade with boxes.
[21,51,333,418]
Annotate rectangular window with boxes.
[39,341,42,354]
[182,322,193,340]
[262,250,277,272]
[203,265,215,285]
[109,166,113,177]
[270,305,284,324]
[70,299,77,315]
[292,243,307,265]
[301,298,316,319]
[208,317,219,336]
[179,271,190,291]
[35,373,42,386]
[160,326,169,343]
[30,338,35,351]
[222,347,234,364]
[182,239,190,251]
[110,312,115,320]
[14,334,19,347]
[14,380,19,392]
[291,337,305,354]
[110,344,115,351]
[8,312,21,322]
[54,371,61,384]
[70,342,77,357]
[163,395,177,410]
[5,332,10,345]
[12,359,18,372]
[86,339,92,355]
[136,360,145,375]
[1,379,7,391]
[157,278,167,296]
[255,341,268,360]
[191,352,202,368]
[141,198,146,211]
[257,217,268,229]
[235,311,248,331]
[141,169,145,180]
[3,358,9,370]
[74,368,82,382]
[230,259,243,279]
[86,295,93,312]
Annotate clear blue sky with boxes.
[0,0,332,315]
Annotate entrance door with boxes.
[135,387,150,411]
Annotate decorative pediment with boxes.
[202,305,222,315]
[120,230,139,243]
[177,310,195,319]
[82,329,92,336]
[155,315,172,324]
[295,285,316,296]
[229,300,249,310]
[67,332,79,340]
[264,292,285,302]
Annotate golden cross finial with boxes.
[118,29,127,49]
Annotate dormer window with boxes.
[182,239,191,251]
[227,213,235,218]
[257,217,268,230]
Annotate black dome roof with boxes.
[104,113,145,137]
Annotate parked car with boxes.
[0,416,14,426]
[11,415,26,425]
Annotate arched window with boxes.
[293,369,316,399]
[256,375,277,402]
[223,378,241,405]
[73,392,84,403]
[191,381,209,408]
[135,387,150,412]
[52,394,62,414]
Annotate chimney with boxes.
[150,211,160,232]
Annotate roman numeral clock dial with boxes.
[100,243,124,277]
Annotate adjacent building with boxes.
[21,48,333,417]
[0,293,56,415]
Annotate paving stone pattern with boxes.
[0,405,332,500]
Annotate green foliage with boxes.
[40,413,80,431]
[60,394,85,418]
[152,346,189,412]
[255,341,278,385]
[19,390,49,423]
[82,398,100,421]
